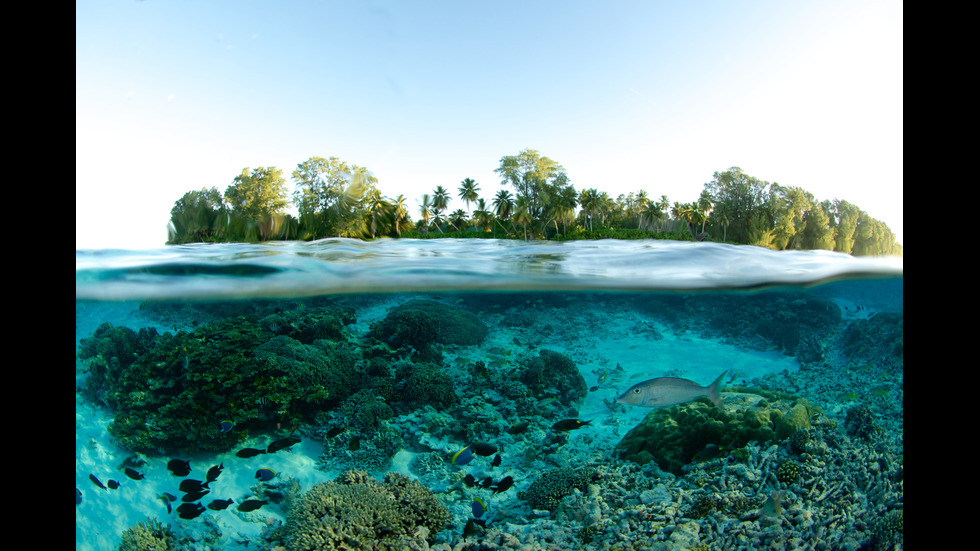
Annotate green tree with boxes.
[472,198,493,232]
[494,149,565,232]
[579,188,601,231]
[704,167,772,244]
[492,189,515,234]
[418,194,433,233]
[225,167,289,221]
[290,156,377,239]
[167,187,227,243]
[458,178,480,218]
[829,199,861,253]
[391,194,411,237]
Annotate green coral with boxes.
[78,310,359,454]
[395,362,457,410]
[871,509,903,550]
[283,470,450,550]
[615,392,819,475]
[776,460,800,484]
[258,305,355,344]
[517,349,587,411]
[367,299,488,359]
[519,466,596,512]
[117,518,177,551]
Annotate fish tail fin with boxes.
[708,371,727,407]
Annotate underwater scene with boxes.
[75,239,903,551]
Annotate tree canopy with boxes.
[166,156,901,256]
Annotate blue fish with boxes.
[219,420,235,434]
[471,496,487,518]
[451,446,474,466]
[255,468,277,482]
[76,488,82,505]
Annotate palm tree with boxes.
[365,189,391,239]
[458,178,480,220]
[635,190,650,229]
[472,198,493,232]
[579,188,600,231]
[391,194,409,237]
[418,194,432,233]
[511,197,533,240]
[432,186,451,233]
[492,189,515,234]
[448,209,468,232]
[554,184,579,236]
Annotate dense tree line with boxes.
[167,150,901,256]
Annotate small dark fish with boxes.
[325,426,345,438]
[177,502,206,520]
[255,468,277,482]
[76,488,82,505]
[219,420,235,434]
[480,476,494,489]
[167,459,191,477]
[470,442,498,456]
[348,437,360,451]
[237,499,269,512]
[236,447,267,459]
[107,479,120,490]
[207,498,234,511]
[551,419,592,432]
[179,479,209,493]
[124,468,145,480]
[182,489,210,502]
[463,519,487,538]
[491,454,502,468]
[506,420,529,435]
[206,463,224,483]
[267,436,301,454]
[88,474,107,490]
[589,385,600,392]
[492,475,514,494]
[462,474,477,487]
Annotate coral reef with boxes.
[519,466,597,512]
[514,349,587,416]
[615,391,820,475]
[77,305,359,454]
[117,518,178,551]
[367,299,488,360]
[283,470,450,550]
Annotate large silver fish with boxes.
[616,371,727,408]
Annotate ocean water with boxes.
[75,239,903,551]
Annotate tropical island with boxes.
[167,148,901,256]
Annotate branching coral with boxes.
[283,470,450,550]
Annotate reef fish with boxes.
[491,475,514,494]
[179,479,210,493]
[177,502,206,520]
[616,371,727,408]
[236,447,267,459]
[219,420,235,434]
[88,474,107,490]
[124,468,145,480]
[255,468,277,482]
[506,420,529,435]
[471,496,488,518]
[551,419,591,432]
[267,436,301,453]
[167,459,191,477]
[76,488,82,505]
[470,442,498,456]
[325,426,345,438]
[207,498,234,510]
[107,480,120,490]
[206,463,224,483]
[451,446,474,466]
[237,499,269,512]
[182,489,210,502]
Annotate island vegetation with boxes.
[167,149,901,256]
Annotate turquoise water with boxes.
[75,239,903,550]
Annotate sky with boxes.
[76,0,903,249]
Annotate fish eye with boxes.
[632,388,641,394]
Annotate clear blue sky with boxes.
[76,0,903,249]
